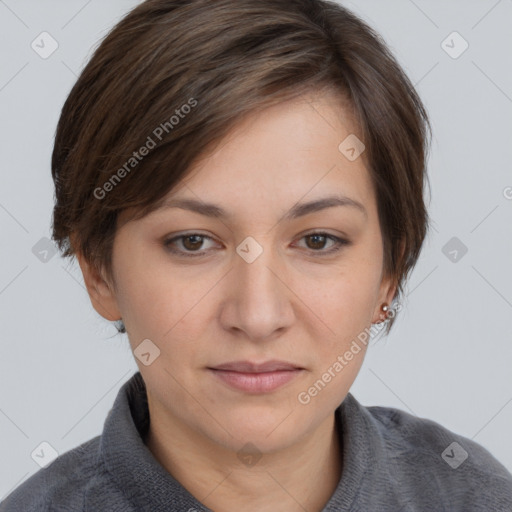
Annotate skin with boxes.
[77,88,397,512]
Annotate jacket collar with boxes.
[95,371,394,511]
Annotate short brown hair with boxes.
[51,0,432,336]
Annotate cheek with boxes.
[307,255,382,331]
[294,261,380,411]
[109,243,172,339]
[113,253,221,345]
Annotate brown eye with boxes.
[305,233,330,250]
[296,232,351,255]
[164,233,217,257]
[163,231,350,259]
[181,235,205,251]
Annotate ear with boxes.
[75,251,122,322]
[372,274,398,324]
[371,238,405,324]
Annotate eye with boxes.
[164,233,217,257]
[164,231,351,258]
[294,232,351,255]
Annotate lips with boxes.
[209,360,302,373]
[208,360,304,393]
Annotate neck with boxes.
[145,409,343,512]
[146,414,342,512]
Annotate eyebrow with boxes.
[154,194,367,221]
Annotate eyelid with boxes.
[292,231,351,254]
[163,230,351,258]
[163,232,219,253]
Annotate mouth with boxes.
[207,360,304,393]
[210,360,303,373]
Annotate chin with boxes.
[211,408,304,450]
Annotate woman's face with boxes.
[81,89,396,454]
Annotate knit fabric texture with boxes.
[1,371,511,511]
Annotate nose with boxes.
[219,238,295,342]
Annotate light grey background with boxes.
[1,0,511,499]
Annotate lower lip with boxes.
[209,369,303,393]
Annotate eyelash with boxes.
[163,232,351,258]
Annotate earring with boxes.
[377,303,389,324]
[114,318,126,334]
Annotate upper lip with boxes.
[209,360,303,373]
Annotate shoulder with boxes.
[0,435,124,512]
[366,401,512,510]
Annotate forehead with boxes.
[174,91,373,208]
[121,89,377,226]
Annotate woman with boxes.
[2,0,511,510]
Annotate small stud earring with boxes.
[378,303,389,323]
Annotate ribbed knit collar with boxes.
[97,371,393,511]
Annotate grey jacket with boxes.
[1,371,511,511]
